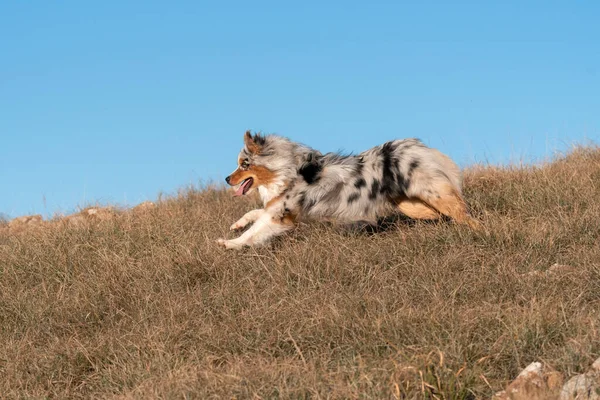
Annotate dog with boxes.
[217,131,480,249]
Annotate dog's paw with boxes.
[216,238,244,250]
[230,221,246,231]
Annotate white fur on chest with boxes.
[258,183,285,206]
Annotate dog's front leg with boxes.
[218,211,294,250]
[230,209,264,231]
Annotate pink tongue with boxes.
[234,179,250,196]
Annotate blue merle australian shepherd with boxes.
[218,131,480,249]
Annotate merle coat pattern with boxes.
[218,131,479,249]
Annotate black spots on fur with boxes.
[299,194,316,211]
[422,189,435,199]
[408,160,419,180]
[381,141,397,156]
[400,160,420,191]
[409,160,420,172]
[298,161,322,185]
[396,173,407,192]
[354,178,366,189]
[305,151,321,164]
[354,157,364,176]
[305,198,317,210]
[369,179,380,200]
[347,192,361,204]
[252,133,266,146]
[380,141,401,198]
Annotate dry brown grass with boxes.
[1,147,599,399]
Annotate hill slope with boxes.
[1,148,599,399]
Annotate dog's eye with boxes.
[241,160,250,170]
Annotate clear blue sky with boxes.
[1,1,598,218]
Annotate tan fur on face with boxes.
[228,164,278,188]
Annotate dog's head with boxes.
[225,131,320,196]
[225,131,279,196]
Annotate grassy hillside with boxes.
[1,147,599,399]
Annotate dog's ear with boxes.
[244,130,262,154]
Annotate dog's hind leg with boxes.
[416,186,481,230]
[230,209,264,231]
[397,197,440,220]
